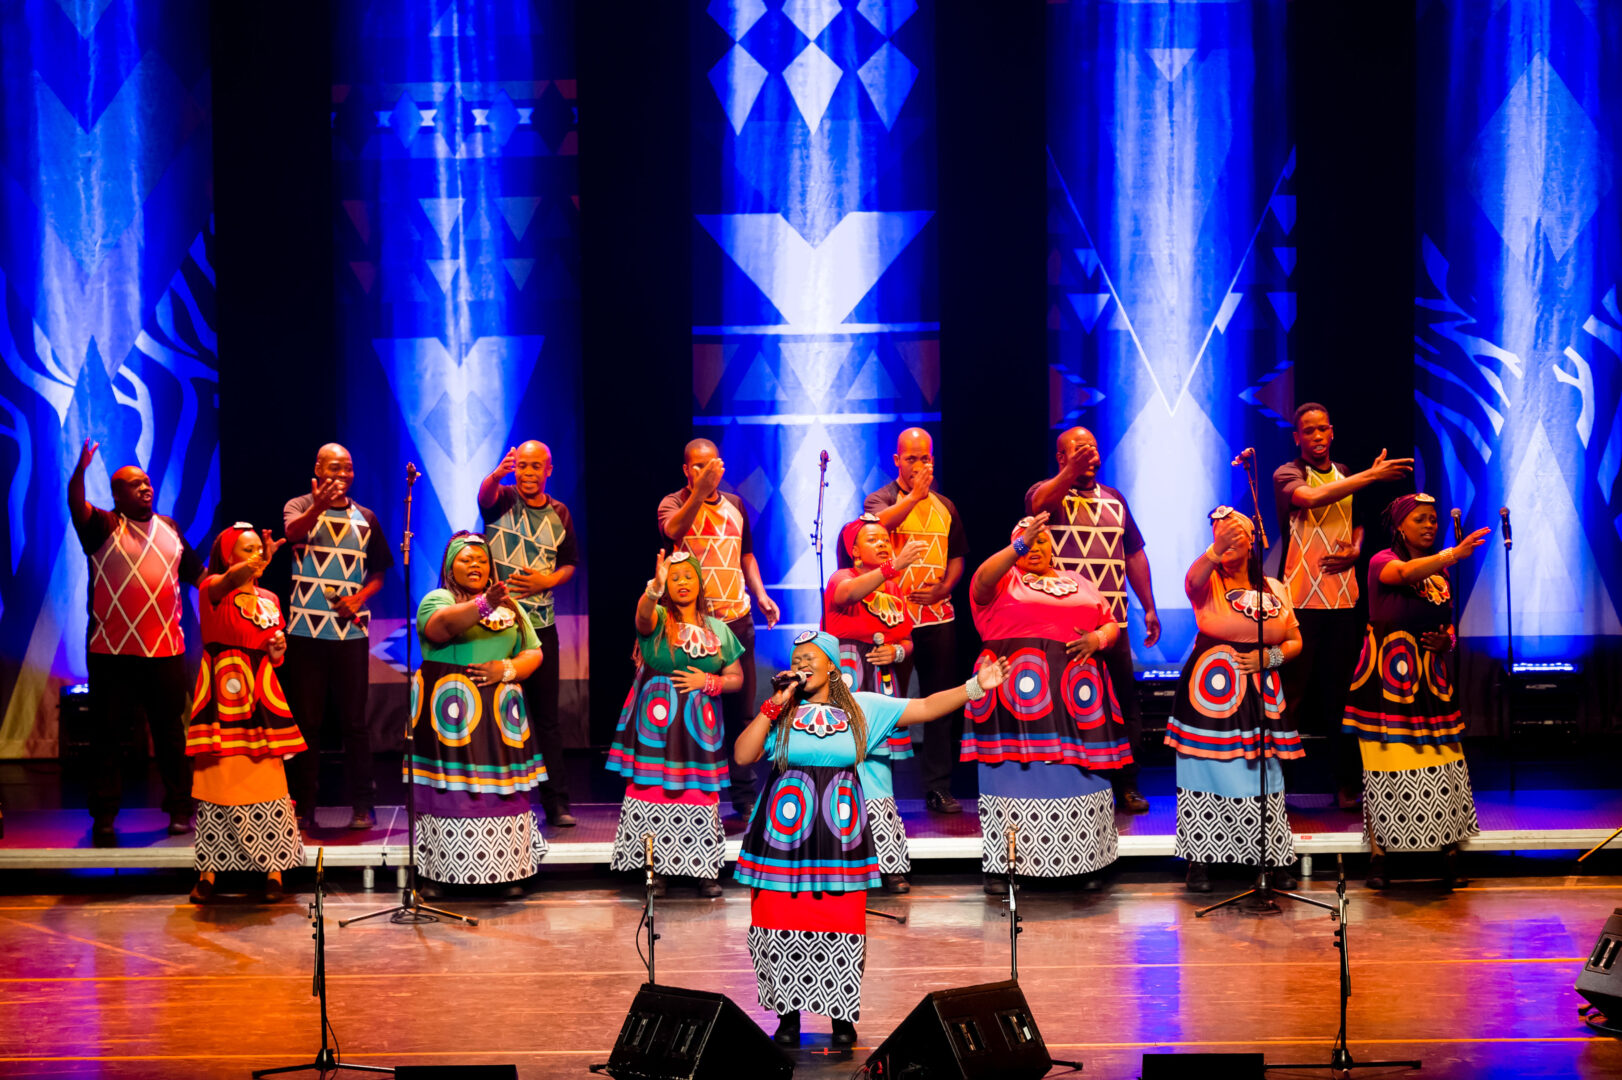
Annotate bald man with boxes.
[659,438,780,822]
[480,440,580,826]
[1027,427,1157,814]
[68,440,206,845]
[863,428,969,813]
[282,444,393,830]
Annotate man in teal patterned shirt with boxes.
[480,440,579,826]
[282,444,393,830]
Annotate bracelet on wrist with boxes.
[879,560,900,581]
[1264,645,1284,670]
[963,673,987,702]
[500,658,517,683]
[1011,536,1031,558]
[760,699,783,721]
[702,672,722,696]
[893,642,906,664]
[645,578,665,599]
[475,594,494,619]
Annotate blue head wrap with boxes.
[791,629,841,670]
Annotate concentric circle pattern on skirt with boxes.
[193,797,304,873]
[867,797,911,874]
[1173,788,1295,866]
[977,788,1118,876]
[747,926,865,1021]
[1363,758,1479,852]
[414,811,548,884]
[609,797,727,879]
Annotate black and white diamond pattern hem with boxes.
[978,789,1119,876]
[608,798,726,879]
[414,811,548,884]
[193,797,305,872]
[1362,758,1479,852]
[747,926,865,1021]
[868,797,911,874]
[1173,788,1295,867]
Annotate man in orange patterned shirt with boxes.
[659,438,780,822]
[1273,403,1412,809]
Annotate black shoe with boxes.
[1336,785,1364,811]
[349,807,377,830]
[549,811,578,828]
[1365,854,1388,890]
[1270,868,1299,891]
[925,790,962,814]
[772,1011,800,1047]
[831,1019,857,1047]
[168,814,192,836]
[697,878,723,898]
[1079,872,1106,892]
[296,814,315,834]
[983,872,1015,896]
[1117,788,1150,815]
[189,877,215,904]
[1185,861,1211,893]
[418,880,444,901]
[261,876,285,904]
[91,821,118,848]
[1442,845,1468,890]
[881,873,910,895]
[723,814,749,836]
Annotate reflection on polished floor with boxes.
[1,869,1620,1079]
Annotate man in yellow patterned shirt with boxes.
[1273,404,1412,809]
[660,438,780,822]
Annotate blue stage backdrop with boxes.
[1047,0,1294,666]
[693,0,940,671]
[330,0,589,738]
[0,0,219,756]
[1415,0,1622,663]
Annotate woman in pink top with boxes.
[965,513,1131,895]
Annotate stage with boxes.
[0,869,1617,1079]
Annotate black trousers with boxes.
[283,635,375,814]
[1283,607,1364,792]
[86,653,193,822]
[524,621,571,812]
[1097,631,1143,789]
[721,615,760,816]
[908,620,961,793]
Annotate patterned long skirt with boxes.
[1359,740,1479,852]
[867,798,910,874]
[194,797,305,873]
[609,792,727,880]
[1173,754,1295,867]
[977,761,1118,876]
[748,888,867,1020]
[415,809,548,884]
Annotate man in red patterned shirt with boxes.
[69,440,206,846]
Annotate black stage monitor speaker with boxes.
[1141,1052,1265,1078]
[863,979,1051,1079]
[600,982,791,1079]
[1577,907,1622,1021]
[394,1068,518,1079]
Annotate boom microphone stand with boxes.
[1003,828,1084,1073]
[810,449,830,587]
[254,850,394,1077]
[1198,450,1332,919]
[341,463,477,929]
[1265,855,1422,1075]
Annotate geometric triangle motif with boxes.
[679,500,750,622]
[486,498,567,628]
[893,491,955,626]
[1048,490,1130,623]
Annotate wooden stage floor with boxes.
[1,869,1619,1079]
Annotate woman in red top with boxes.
[823,515,925,892]
[966,513,1130,894]
[186,524,307,903]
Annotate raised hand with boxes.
[974,655,1013,691]
[911,463,934,498]
[76,439,99,475]
[258,530,287,568]
[1019,512,1050,551]
[694,457,725,497]
[653,550,670,593]
[494,446,518,479]
[1452,526,1492,560]
[1212,516,1249,557]
[484,580,510,607]
[311,477,345,511]
[1366,449,1415,483]
[893,539,929,571]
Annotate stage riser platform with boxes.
[3,791,1616,871]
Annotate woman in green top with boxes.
[607,550,744,897]
[410,532,548,898]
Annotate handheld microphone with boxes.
[1500,507,1512,549]
[770,669,808,693]
[1231,448,1255,467]
[1451,508,1463,545]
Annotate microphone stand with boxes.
[1199,451,1332,919]
[1265,855,1422,1075]
[811,450,830,588]
[1003,828,1083,1072]
[641,833,659,983]
[1500,508,1514,671]
[254,850,394,1077]
[341,463,477,929]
